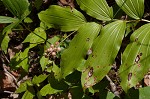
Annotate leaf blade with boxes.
[38,5,86,32]
[2,0,30,19]
[60,22,101,78]
[119,23,150,92]
[77,0,113,21]
[81,20,126,88]
[0,16,19,23]
[115,0,144,19]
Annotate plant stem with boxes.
[22,23,51,44]
[58,30,76,46]
[141,19,150,23]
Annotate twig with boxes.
[2,51,10,63]
[141,19,150,23]
[3,91,14,94]
[3,64,18,88]
[106,75,120,97]
[58,30,76,46]
[22,23,51,44]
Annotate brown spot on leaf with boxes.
[88,67,93,77]
[86,38,90,41]
[128,73,132,81]
[92,54,97,58]
[135,53,142,64]
[135,38,138,42]
[97,66,100,68]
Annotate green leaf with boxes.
[47,36,60,45]
[60,22,101,78]
[81,20,126,88]
[119,23,150,92]
[14,44,36,71]
[32,74,48,85]
[16,82,27,93]
[139,87,150,99]
[126,87,150,99]
[35,0,43,10]
[2,0,30,19]
[1,20,20,53]
[70,86,83,99]
[22,87,35,99]
[105,92,116,99]
[23,27,46,44]
[115,0,144,19]
[52,62,61,79]
[1,32,10,53]
[24,17,33,23]
[40,84,62,96]
[17,47,30,71]
[0,16,19,23]
[38,5,86,32]
[76,0,113,21]
[40,56,49,71]
[16,80,33,93]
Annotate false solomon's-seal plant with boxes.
[0,0,150,98]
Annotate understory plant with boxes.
[1,0,150,98]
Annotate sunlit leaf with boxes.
[119,23,150,92]
[22,87,35,99]
[16,80,33,93]
[81,20,126,88]
[1,33,10,53]
[13,44,36,72]
[16,82,27,93]
[115,0,144,19]
[17,47,30,71]
[38,5,86,32]
[60,22,101,78]
[23,27,46,44]
[40,84,62,96]
[32,74,49,85]
[0,16,19,23]
[1,21,20,53]
[52,62,61,79]
[2,0,30,19]
[24,17,33,23]
[40,56,49,71]
[77,0,113,21]
[139,87,150,99]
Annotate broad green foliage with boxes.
[81,20,126,88]
[32,74,49,85]
[139,87,150,99]
[52,62,61,79]
[1,0,150,98]
[119,23,150,92]
[22,87,35,99]
[77,0,113,21]
[10,44,36,72]
[40,84,62,96]
[60,22,101,78]
[16,80,33,93]
[0,16,19,23]
[115,0,144,19]
[40,56,49,71]
[15,47,30,71]
[1,20,20,53]
[38,5,86,31]
[126,87,150,99]
[2,0,30,19]
[23,27,46,44]
[1,31,10,53]
[1,0,30,53]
